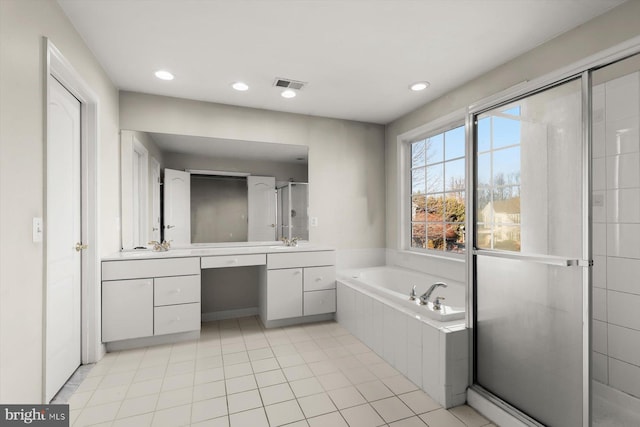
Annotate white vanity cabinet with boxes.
[260,250,336,325]
[101,257,201,342]
[266,268,303,319]
[102,278,153,342]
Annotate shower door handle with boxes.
[473,249,592,267]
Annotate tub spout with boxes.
[419,282,447,305]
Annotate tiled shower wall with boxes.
[592,70,640,399]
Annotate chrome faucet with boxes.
[148,240,171,252]
[433,296,445,310]
[409,285,417,301]
[281,237,299,247]
[419,282,447,305]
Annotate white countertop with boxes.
[102,242,335,261]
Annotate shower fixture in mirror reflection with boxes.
[120,130,309,250]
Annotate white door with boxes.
[163,168,191,245]
[150,158,161,242]
[247,176,276,241]
[46,76,82,402]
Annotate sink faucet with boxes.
[148,240,171,252]
[419,282,447,305]
[281,237,299,247]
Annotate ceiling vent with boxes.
[273,77,307,90]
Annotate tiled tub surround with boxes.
[64,318,492,427]
[336,268,468,409]
[592,68,640,419]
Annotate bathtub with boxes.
[336,265,469,408]
[343,266,465,322]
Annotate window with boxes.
[410,124,466,253]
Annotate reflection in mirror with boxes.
[277,183,309,241]
[120,131,308,249]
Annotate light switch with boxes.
[33,217,43,242]
[310,217,318,227]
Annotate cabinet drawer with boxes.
[304,266,336,291]
[304,289,336,316]
[102,257,200,281]
[154,275,200,306]
[154,303,201,335]
[201,254,266,269]
[267,251,335,269]
[102,279,153,342]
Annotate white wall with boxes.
[385,1,640,277]
[120,92,386,250]
[592,63,640,399]
[0,0,120,403]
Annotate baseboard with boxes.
[260,313,334,329]
[201,307,259,322]
[105,330,201,352]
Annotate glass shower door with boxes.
[473,77,589,426]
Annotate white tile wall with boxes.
[607,290,640,330]
[608,324,640,366]
[607,188,640,223]
[592,351,608,384]
[606,152,640,189]
[607,224,640,258]
[593,288,607,322]
[605,115,640,156]
[336,282,468,409]
[607,256,640,295]
[592,72,640,402]
[609,358,640,398]
[593,255,607,289]
[593,320,608,354]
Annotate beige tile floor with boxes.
[65,317,497,427]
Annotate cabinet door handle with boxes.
[316,277,323,281]
[174,316,181,322]
[176,288,181,293]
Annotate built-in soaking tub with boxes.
[345,266,465,322]
[337,265,469,408]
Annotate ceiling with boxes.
[149,132,308,163]
[58,0,625,125]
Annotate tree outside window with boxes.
[410,125,466,253]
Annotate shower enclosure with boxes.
[276,182,309,241]
[469,52,640,426]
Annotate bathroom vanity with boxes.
[101,244,335,348]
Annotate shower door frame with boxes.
[465,36,640,427]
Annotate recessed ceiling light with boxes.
[410,81,430,91]
[281,89,296,99]
[232,82,249,91]
[155,70,174,81]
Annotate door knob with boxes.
[166,225,175,229]
[75,242,88,252]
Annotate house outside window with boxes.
[410,124,466,254]
[476,106,522,251]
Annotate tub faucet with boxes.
[419,282,447,305]
[409,285,417,301]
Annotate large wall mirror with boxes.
[120,130,309,250]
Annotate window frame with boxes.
[397,109,467,258]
